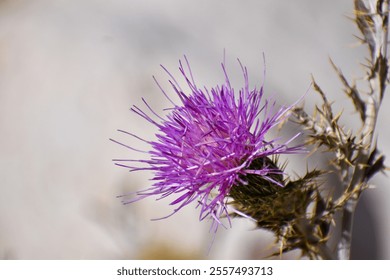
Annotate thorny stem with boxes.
[337,0,389,259]
[338,199,359,259]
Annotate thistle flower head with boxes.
[113,56,303,230]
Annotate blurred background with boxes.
[0,0,389,259]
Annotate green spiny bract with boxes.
[229,157,331,258]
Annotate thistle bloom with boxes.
[113,57,303,230]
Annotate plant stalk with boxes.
[336,0,389,259]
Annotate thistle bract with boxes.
[113,57,303,230]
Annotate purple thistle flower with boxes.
[112,56,303,230]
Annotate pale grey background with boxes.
[0,0,388,259]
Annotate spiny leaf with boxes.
[312,76,334,120]
[329,58,366,121]
[365,154,386,180]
